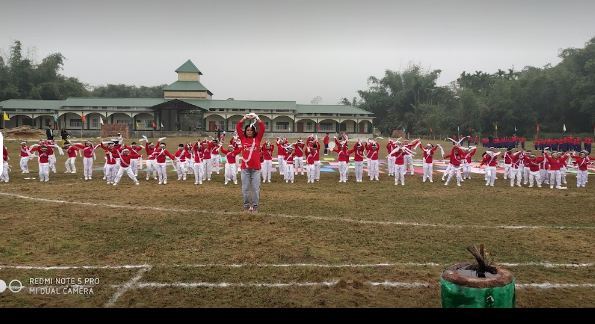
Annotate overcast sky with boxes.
[1,0,594,104]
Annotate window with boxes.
[320,122,334,132]
[144,120,152,128]
[275,122,289,131]
[116,119,131,125]
[91,118,99,128]
[265,121,270,130]
[70,119,82,127]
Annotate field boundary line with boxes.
[104,266,152,307]
[1,191,593,231]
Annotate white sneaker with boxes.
[113,183,117,186]
[457,184,461,187]
[234,181,237,185]
[164,180,167,184]
[135,182,139,185]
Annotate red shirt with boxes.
[323,135,330,145]
[261,144,274,160]
[20,145,30,157]
[220,147,241,164]
[353,145,365,162]
[66,146,78,158]
[236,119,265,170]
[3,146,8,161]
[119,154,134,167]
[573,156,592,171]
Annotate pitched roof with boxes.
[175,60,202,75]
[0,99,64,110]
[62,98,166,107]
[296,104,373,115]
[182,99,296,110]
[163,81,213,95]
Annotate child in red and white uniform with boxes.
[154,142,176,185]
[283,145,296,183]
[293,139,306,176]
[311,140,321,181]
[387,139,396,176]
[191,141,205,185]
[305,145,317,184]
[128,142,143,177]
[1,145,9,183]
[545,151,569,189]
[276,137,287,176]
[462,146,477,180]
[201,141,213,181]
[112,148,140,186]
[389,143,408,186]
[444,145,466,187]
[45,140,59,174]
[210,139,221,175]
[29,144,51,182]
[526,153,543,188]
[64,143,80,174]
[73,141,100,180]
[333,137,353,183]
[143,140,159,181]
[260,141,274,183]
[220,144,241,185]
[19,141,31,174]
[174,144,191,181]
[421,143,440,183]
[503,148,513,180]
[479,149,499,187]
[403,139,421,175]
[571,150,592,188]
[100,142,119,184]
[365,140,380,181]
[352,140,366,183]
[509,150,525,187]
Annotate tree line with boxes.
[342,37,595,137]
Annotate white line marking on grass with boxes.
[368,281,433,288]
[0,264,150,270]
[1,191,593,231]
[136,280,341,289]
[104,266,152,307]
[500,262,595,268]
[516,283,595,289]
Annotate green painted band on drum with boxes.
[440,278,516,308]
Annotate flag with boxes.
[160,122,164,128]
[2,112,9,121]
[99,117,104,125]
[494,123,498,131]
[81,113,86,123]
[53,113,58,122]
[563,124,566,132]
[151,120,157,129]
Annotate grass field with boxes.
[0,135,593,307]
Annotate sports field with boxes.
[0,136,593,307]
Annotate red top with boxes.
[323,135,330,145]
[20,145,30,157]
[3,146,8,161]
[66,146,79,158]
[220,147,241,164]
[261,144,274,160]
[236,119,265,170]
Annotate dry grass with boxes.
[0,136,593,307]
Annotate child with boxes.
[220,144,241,185]
[19,141,31,174]
[571,150,592,188]
[112,149,140,186]
[261,141,274,183]
[284,145,296,183]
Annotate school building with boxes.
[0,60,374,137]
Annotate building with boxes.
[0,60,374,137]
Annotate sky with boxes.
[1,0,594,104]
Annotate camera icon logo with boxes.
[0,279,6,293]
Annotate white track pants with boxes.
[48,155,56,173]
[277,156,285,175]
[388,156,396,176]
[38,163,49,182]
[503,164,511,179]
[549,170,562,188]
[577,170,588,187]
[394,164,406,185]
[369,159,379,180]
[484,166,496,186]
[294,157,304,175]
[65,157,76,173]
[193,162,204,184]
[315,160,321,180]
[83,157,93,179]
[1,161,9,182]
[285,164,295,182]
[114,166,138,185]
[261,160,272,182]
[528,171,541,187]
[405,155,414,175]
[20,157,30,173]
[156,162,168,184]
[307,164,316,183]
[105,164,117,184]
[225,163,237,184]
[509,167,522,187]
[462,162,471,179]
[145,160,157,180]
[338,161,348,182]
[446,165,463,186]
[354,161,363,182]
[175,161,188,180]
[422,162,433,182]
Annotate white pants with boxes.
[212,156,221,174]
[193,162,204,184]
[540,169,549,184]
[529,171,541,187]
[405,155,414,175]
[314,160,321,180]
[354,161,364,182]
[388,156,396,175]
[338,161,348,182]
[156,162,168,184]
[130,158,139,177]
[443,164,452,180]
[204,158,213,180]
[83,157,93,179]
[462,162,471,179]
[503,164,511,179]
[446,165,463,186]
[48,154,56,173]
[549,170,562,188]
[20,157,30,173]
[509,167,522,186]
[484,166,496,186]
[225,163,237,184]
[105,164,118,184]
[114,166,138,185]
[285,163,295,182]
[294,157,304,175]
[394,164,406,185]
[577,170,588,187]
[277,156,285,175]
[136,157,142,176]
[145,160,157,180]
[38,163,49,182]
[261,160,273,182]
[422,162,433,182]
[65,157,76,173]
[560,167,567,184]
[1,161,9,182]
[307,164,316,183]
[522,165,530,184]
[176,161,188,180]
[369,159,379,180]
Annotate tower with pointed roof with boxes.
[163,60,213,99]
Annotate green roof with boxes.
[62,97,165,107]
[0,99,64,110]
[296,104,373,115]
[163,81,212,95]
[175,60,202,75]
[182,99,296,110]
